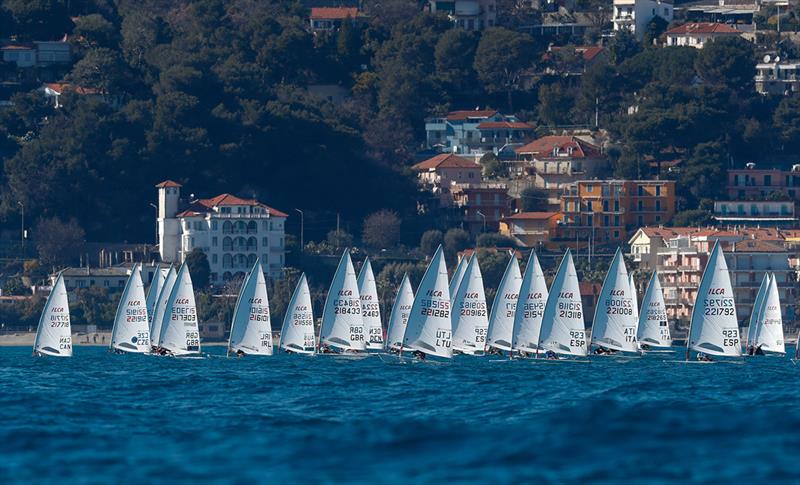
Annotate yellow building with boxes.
[557,179,677,248]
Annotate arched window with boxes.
[223,237,233,251]
[233,236,246,251]
[247,236,257,251]
[223,221,233,234]
[235,221,246,234]
[262,236,268,247]
[233,253,248,268]
[222,254,232,269]
[223,271,233,281]
[247,253,257,266]
[247,221,257,234]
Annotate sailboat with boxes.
[385,273,414,352]
[110,263,150,353]
[537,249,587,358]
[750,273,785,356]
[319,249,366,353]
[686,241,741,360]
[279,273,316,355]
[486,252,522,355]
[145,265,169,320]
[629,272,639,329]
[451,254,489,355]
[636,271,672,349]
[149,266,177,352]
[590,248,639,354]
[403,245,452,359]
[357,257,384,350]
[449,256,469,305]
[33,272,72,357]
[511,250,548,357]
[228,259,273,356]
[746,273,770,352]
[157,263,201,356]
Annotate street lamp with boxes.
[476,210,487,233]
[16,201,23,259]
[294,209,304,252]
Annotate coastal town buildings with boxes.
[755,57,800,95]
[499,211,562,247]
[424,110,535,157]
[413,153,482,194]
[309,7,362,32]
[426,0,497,30]
[628,226,797,327]
[0,39,71,68]
[156,180,287,281]
[713,200,797,226]
[612,0,674,40]
[727,166,800,200]
[558,179,677,247]
[664,22,742,48]
[451,183,511,234]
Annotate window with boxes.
[247,221,257,234]
[655,200,661,211]
[638,200,643,211]
[587,215,593,226]
[212,236,218,247]
[614,230,619,239]
[211,221,218,230]
[262,221,269,231]
[604,215,609,226]
[603,200,609,211]
[614,215,619,226]
[104,280,110,287]
[212,254,218,264]
[638,186,644,196]
[614,200,619,211]
[655,215,661,223]
[638,216,644,226]
[586,184,593,193]
[223,237,233,251]
[764,175,772,186]
[262,237,269,247]
[223,221,233,234]
[655,186,661,196]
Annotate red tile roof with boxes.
[412,153,480,171]
[156,180,182,188]
[44,82,105,95]
[1,44,35,50]
[477,121,535,130]
[503,211,559,221]
[665,22,740,35]
[728,239,787,253]
[549,45,605,62]
[446,109,499,121]
[310,7,359,19]
[175,193,288,218]
[515,135,602,159]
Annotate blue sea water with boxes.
[1,346,799,483]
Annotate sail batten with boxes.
[511,250,548,353]
[403,245,452,358]
[33,272,72,357]
[486,253,522,352]
[320,250,366,351]
[110,263,150,353]
[451,254,489,355]
[279,274,316,354]
[229,259,273,355]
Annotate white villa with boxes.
[156,180,287,282]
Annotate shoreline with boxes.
[0,332,229,347]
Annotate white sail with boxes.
[629,272,639,325]
[746,273,770,346]
[449,255,468,303]
[229,259,273,355]
[357,257,384,350]
[591,248,638,352]
[33,272,72,357]
[753,273,785,354]
[403,245,452,358]
[145,266,168,320]
[687,241,741,357]
[486,253,522,351]
[320,249,366,351]
[385,273,414,351]
[636,271,672,347]
[538,249,587,356]
[159,263,201,355]
[511,250,548,353]
[150,266,177,349]
[451,254,489,355]
[110,263,150,353]
[279,273,316,354]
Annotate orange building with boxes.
[557,179,676,248]
[499,212,562,247]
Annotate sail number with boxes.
[558,301,582,319]
[349,325,364,342]
[569,330,586,348]
[435,329,451,349]
[334,298,361,315]
[703,297,734,316]
[722,329,739,347]
[522,301,544,319]
[605,298,632,315]
[460,299,487,317]
[421,298,450,318]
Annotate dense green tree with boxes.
[444,228,471,261]
[480,152,506,179]
[419,230,443,256]
[2,0,70,40]
[33,217,85,267]
[68,48,131,92]
[474,27,536,111]
[773,94,800,152]
[607,30,641,65]
[694,37,755,92]
[519,186,550,212]
[327,230,354,249]
[537,83,574,126]
[679,141,728,206]
[73,14,117,47]
[642,16,669,47]
[670,209,713,227]
[362,210,401,249]
[434,29,480,97]
[186,248,211,288]
[476,233,516,248]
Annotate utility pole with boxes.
[294,209,304,252]
[17,201,23,259]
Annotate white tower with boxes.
[156,180,181,263]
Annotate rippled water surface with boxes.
[1,346,799,483]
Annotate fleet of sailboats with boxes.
[30,240,798,364]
